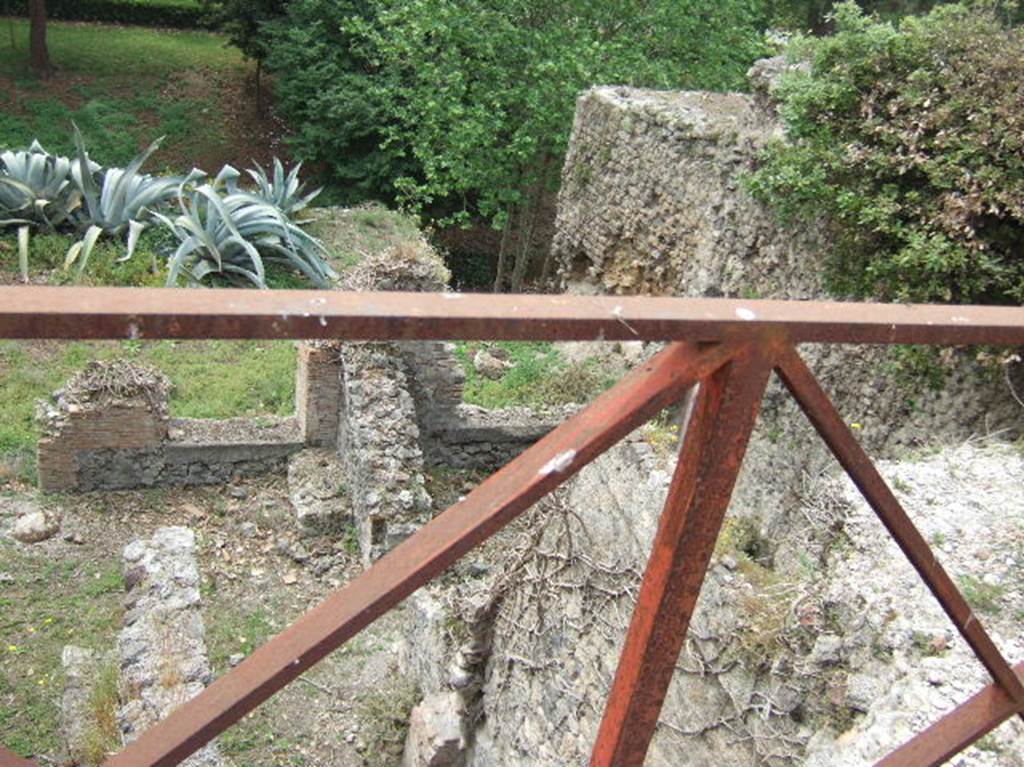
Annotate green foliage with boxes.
[1,127,333,288]
[12,0,206,29]
[65,127,184,272]
[268,0,770,217]
[158,182,333,288]
[199,0,286,63]
[245,159,322,217]
[748,3,1024,304]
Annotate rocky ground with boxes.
[0,461,453,766]
[804,440,1024,766]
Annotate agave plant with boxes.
[155,183,335,289]
[64,126,188,275]
[246,158,322,217]
[0,140,83,281]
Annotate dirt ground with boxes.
[0,470,441,766]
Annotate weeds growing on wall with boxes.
[748,2,1024,305]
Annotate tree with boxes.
[201,0,287,112]
[28,0,52,79]
[269,0,770,290]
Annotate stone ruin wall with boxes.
[397,64,1024,767]
[35,243,561,568]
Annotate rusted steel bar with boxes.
[590,342,775,767]
[0,748,38,767]
[877,661,1024,767]
[3,286,1024,345]
[103,341,736,767]
[775,346,1024,710]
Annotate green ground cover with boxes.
[0,18,245,170]
[452,341,615,410]
[0,339,297,484]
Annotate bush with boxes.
[15,0,206,29]
[267,0,771,275]
[748,2,1024,304]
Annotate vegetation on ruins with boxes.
[749,1,1024,305]
[266,0,772,290]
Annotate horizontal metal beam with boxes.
[2,287,1023,345]
[103,342,733,767]
[877,662,1024,767]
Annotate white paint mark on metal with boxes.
[538,450,577,476]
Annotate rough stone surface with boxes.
[425,405,563,472]
[118,526,224,766]
[406,437,1024,767]
[288,448,350,534]
[803,443,1024,767]
[472,349,510,380]
[402,692,466,767]
[12,508,59,543]
[340,342,432,562]
[401,71,1024,767]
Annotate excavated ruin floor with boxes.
[0,470,455,766]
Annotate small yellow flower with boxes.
[6,645,17,653]
[850,422,863,430]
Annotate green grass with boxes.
[452,341,615,409]
[0,338,297,482]
[0,543,124,757]
[0,19,243,169]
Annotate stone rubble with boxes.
[118,526,225,766]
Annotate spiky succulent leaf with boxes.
[162,184,334,289]
[245,158,321,216]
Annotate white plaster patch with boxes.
[538,450,577,476]
[442,292,465,300]
[735,307,757,321]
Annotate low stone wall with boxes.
[423,404,562,471]
[37,362,305,493]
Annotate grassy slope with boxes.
[0,19,245,170]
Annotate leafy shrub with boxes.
[748,2,1024,304]
[157,183,334,288]
[14,0,206,29]
[66,127,185,273]
[267,0,770,224]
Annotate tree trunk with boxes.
[492,206,515,292]
[509,187,541,292]
[28,0,52,79]
[255,58,263,115]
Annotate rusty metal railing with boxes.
[1,286,1022,767]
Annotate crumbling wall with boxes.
[401,64,1024,766]
[119,526,224,765]
[340,341,432,561]
[37,361,304,493]
[295,341,344,448]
